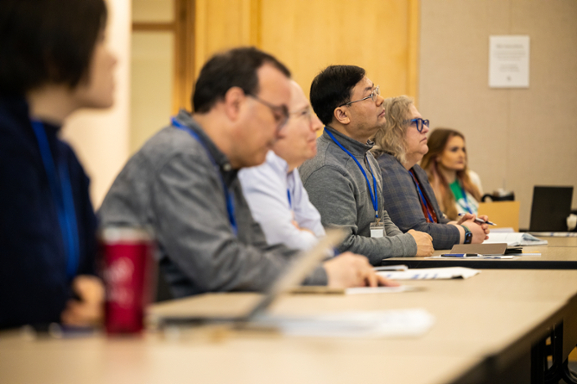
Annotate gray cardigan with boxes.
[99,110,327,298]
[377,152,460,250]
[299,127,417,265]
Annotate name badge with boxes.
[370,221,384,238]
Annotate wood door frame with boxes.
[132,0,195,113]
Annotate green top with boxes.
[450,179,475,214]
[449,179,464,202]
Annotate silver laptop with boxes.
[152,228,346,326]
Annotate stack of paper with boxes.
[252,309,435,338]
[483,232,548,246]
[377,267,480,280]
[529,232,577,237]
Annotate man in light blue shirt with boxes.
[239,81,325,250]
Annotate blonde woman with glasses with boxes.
[371,96,489,250]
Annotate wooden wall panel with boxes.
[194,0,419,103]
[194,0,256,77]
[259,0,418,101]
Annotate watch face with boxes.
[465,232,473,244]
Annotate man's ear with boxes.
[222,87,246,121]
[333,106,350,125]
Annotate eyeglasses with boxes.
[247,94,289,132]
[404,118,430,133]
[338,85,380,107]
[290,106,313,123]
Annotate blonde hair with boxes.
[371,95,414,164]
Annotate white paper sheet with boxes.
[377,267,480,280]
[345,286,419,294]
[252,309,435,338]
[483,232,548,246]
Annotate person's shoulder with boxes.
[467,169,483,192]
[299,147,348,182]
[137,126,212,169]
[376,152,405,175]
[0,96,27,143]
[413,164,428,179]
[468,170,481,182]
[239,151,284,184]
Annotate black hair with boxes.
[309,65,366,125]
[192,47,291,113]
[0,0,107,95]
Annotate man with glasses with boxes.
[100,49,394,298]
[299,65,434,265]
[238,81,327,250]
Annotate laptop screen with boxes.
[529,186,573,231]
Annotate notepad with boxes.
[377,267,480,280]
[250,308,435,338]
[483,232,548,246]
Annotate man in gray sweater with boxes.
[99,49,394,298]
[299,65,434,265]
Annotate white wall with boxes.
[419,0,577,229]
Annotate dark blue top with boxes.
[0,94,97,329]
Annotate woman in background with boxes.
[0,0,116,329]
[372,96,488,250]
[421,128,483,221]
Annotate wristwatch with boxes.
[462,225,473,244]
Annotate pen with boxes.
[458,213,497,226]
[440,253,481,258]
[374,265,408,271]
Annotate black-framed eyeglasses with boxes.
[404,118,430,133]
[247,94,289,131]
[338,85,380,107]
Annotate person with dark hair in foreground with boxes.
[299,65,434,265]
[99,48,396,299]
[371,96,489,250]
[0,0,116,329]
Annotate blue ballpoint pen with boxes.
[440,253,481,258]
[458,213,497,226]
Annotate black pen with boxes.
[458,213,497,226]
[440,253,481,258]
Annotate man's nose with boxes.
[310,113,323,133]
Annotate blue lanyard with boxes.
[409,171,434,223]
[171,117,238,235]
[325,129,379,219]
[31,120,79,280]
[458,184,473,214]
[287,189,292,209]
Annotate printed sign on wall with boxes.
[489,35,530,88]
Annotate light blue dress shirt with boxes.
[239,151,326,251]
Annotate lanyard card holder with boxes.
[370,220,384,238]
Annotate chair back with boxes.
[478,201,520,232]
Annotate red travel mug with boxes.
[100,226,155,335]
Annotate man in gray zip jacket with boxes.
[299,65,434,265]
[99,49,394,299]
